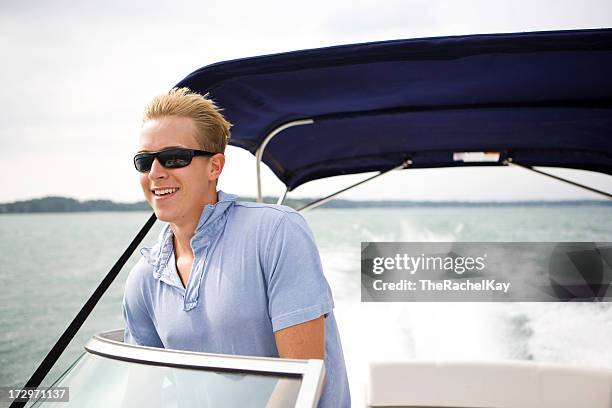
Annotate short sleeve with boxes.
[122,258,164,348]
[265,211,334,332]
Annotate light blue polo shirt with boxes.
[122,191,350,407]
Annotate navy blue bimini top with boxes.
[177,29,612,189]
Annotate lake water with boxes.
[1,205,612,407]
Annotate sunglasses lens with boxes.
[159,150,192,168]
[134,149,197,172]
[134,155,154,172]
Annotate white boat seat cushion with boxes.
[367,360,612,408]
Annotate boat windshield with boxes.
[32,352,301,407]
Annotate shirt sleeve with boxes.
[265,211,334,332]
[122,258,164,348]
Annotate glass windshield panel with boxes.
[32,353,302,407]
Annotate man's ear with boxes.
[209,153,225,181]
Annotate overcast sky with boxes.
[1,0,611,203]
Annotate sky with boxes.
[1,0,611,203]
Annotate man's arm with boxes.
[266,316,325,408]
[274,316,325,359]
[123,258,164,348]
[263,212,332,406]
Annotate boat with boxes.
[15,28,612,408]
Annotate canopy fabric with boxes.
[176,29,612,190]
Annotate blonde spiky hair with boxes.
[143,87,232,153]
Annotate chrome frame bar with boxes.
[86,330,325,408]
[297,160,412,212]
[277,188,289,205]
[506,159,612,200]
[255,119,315,203]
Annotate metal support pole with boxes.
[506,159,612,200]
[277,188,289,205]
[297,160,412,212]
[255,119,314,203]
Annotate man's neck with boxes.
[171,190,219,258]
[172,224,196,259]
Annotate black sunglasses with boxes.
[134,148,216,173]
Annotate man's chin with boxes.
[151,207,176,223]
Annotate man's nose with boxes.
[148,158,168,179]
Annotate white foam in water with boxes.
[396,221,512,360]
[399,218,460,242]
[334,303,415,405]
[409,302,510,360]
[508,302,612,368]
[320,243,417,405]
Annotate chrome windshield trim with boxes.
[85,330,325,408]
[87,330,320,375]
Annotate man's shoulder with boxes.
[227,200,311,238]
[125,255,157,292]
[232,200,299,223]
[233,200,297,214]
[219,191,297,220]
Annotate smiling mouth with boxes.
[152,187,180,197]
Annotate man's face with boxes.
[138,116,221,225]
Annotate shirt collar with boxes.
[194,190,237,234]
[140,190,237,279]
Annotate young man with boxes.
[123,88,350,407]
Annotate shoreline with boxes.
[1,196,611,214]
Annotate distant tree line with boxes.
[0,196,609,214]
[0,197,151,213]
